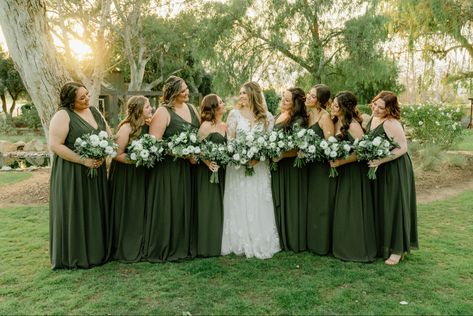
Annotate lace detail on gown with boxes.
[222,109,280,259]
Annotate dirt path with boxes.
[1,157,473,207]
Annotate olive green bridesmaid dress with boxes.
[306,123,336,255]
[194,132,226,257]
[332,133,377,262]
[109,125,149,262]
[271,117,308,252]
[367,121,418,258]
[144,104,199,262]
[49,106,110,269]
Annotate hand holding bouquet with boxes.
[320,136,352,178]
[353,134,399,179]
[199,140,230,183]
[292,126,323,168]
[127,134,165,168]
[166,127,201,161]
[263,129,294,171]
[74,130,118,178]
[228,127,267,176]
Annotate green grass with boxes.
[453,129,473,151]
[0,172,32,186]
[1,192,473,314]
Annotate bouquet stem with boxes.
[293,157,306,168]
[88,167,97,178]
[367,166,378,180]
[245,165,255,176]
[270,161,278,171]
[329,166,338,178]
[210,171,219,184]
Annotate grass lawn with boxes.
[0,172,32,186]
[1,192,473,314]
[454,129,473,151]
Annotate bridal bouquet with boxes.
[228,127,267,176]
[165,127,201,160]
[292,126,323,168]
[320,136,352,178]
[263,129,295,171]
[199,140,230,183]
[74,130,118,178]
[353,134,399,180]
[127,134,165,168]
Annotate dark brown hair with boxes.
[283,87,308,130]
[312,84,331,109]
[371,91,401,119]
[59,82,86,110]
[200,94,220,123]
[333,91,363,139]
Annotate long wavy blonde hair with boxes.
[117,96,149,140]
[161,75,185,109]
[242,81,268,129]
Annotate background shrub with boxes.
[401,104,464,149]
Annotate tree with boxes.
[0,0,72,137]
[388,0,473,83]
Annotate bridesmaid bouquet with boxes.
[263,129,295,171]
[199,140,230,183]
[353,134,399,180]
[228,127,267,176]
[165,128,201,160]
[74,130,118,178]
[320,136,352,178]
[292,127,323,168]
[127,134,165,168]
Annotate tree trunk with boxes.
[0,0,71,141]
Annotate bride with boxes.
[221,81,280,259]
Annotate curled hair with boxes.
[283,87,308,130]
[312,84,331,109]
[161,75,185,109]
[200,94,219,124]
[371,91,400,119]
[117,96,149,140]
[333,91,363,139]
[242,81,268,129]
[59,82,86,110]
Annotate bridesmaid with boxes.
[144,76,200,262]
[271,87,309,252]
[367,91,418,265]
[109,96,152,262]
[329,91,377,262]
[195,94,227,257]
[49,82,111,269]
[305,84,335,255]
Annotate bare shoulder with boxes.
[384,118,403,131]
[349,121,364,137]
[50,109,70,124]
[117,122,131,134]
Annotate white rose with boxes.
[288,141,293,148]
[297,129,306,138]
[269,133,277,142]
[89,134,100,147]
[135,143,143,151]
[182,148,190,155]
[190,134,197,143]
[329,151,337,158]
[140,150,150,159]
[377,150,383,156]
[193,147,201,154]
[130,153,137,160]
[111,151,117,158]
[308,145,316,153]
[233,153,240,161]
[373,137,382,146]
[359,140,367,148]
[150,146,158,153]
[98,131,108,139]
[328,136,337,143]
[343,144,351,152]
[99,140,108,148]
[81,141,88,147]
[278,141,285,148]
[320,140,328,149]
[324,148,331,156]
[75,138,82,145]
[300,142,308,149]
[257,137,265,144]
[246,134,254,142]
[105,146,114,155]
[270,143,276,148]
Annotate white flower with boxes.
[343,144,351,152]
[328,136,337,143]
[277,141,285,148]
[75,137,82,145]
[111,151,117,158]
[377,150,383,156]
[308,145,316,153]
[300,142,308,149]
[269,133,277,142]
[288,141,294,147]
[227,144,234,152]
[270,142,276,148]
[324,148,331,156]
[260,156,266,161]
[190,134,197,143]
[257,137,265,144]
[193,147,201,154]
[99,140,108,148]
[182,148,190,155]
[233,153,240,161]
[89,134,100,147]
[150,146,157,153]
[359,140,367,148]
[353,138,359,146]
[297,129,306,138]
[105,146,114,155]
[130,153,137,160]
[383,140,390,148]
[140,150,150,159]
[320,140,328,149]
[98,131,108,138]
[134,143,143,151]
[81,141,88,147]
[373,137,382,146]
[329,151,337,158]
[418,121,424,126]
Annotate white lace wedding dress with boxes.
[221,109,281,259]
